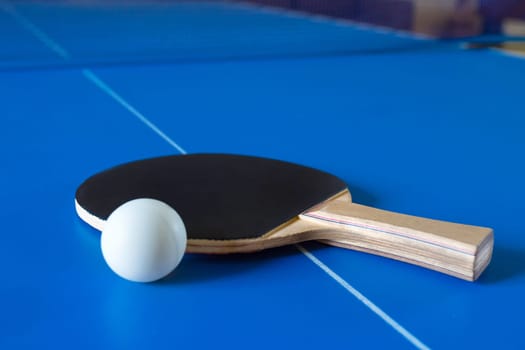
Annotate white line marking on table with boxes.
[3,3,430,348]
[82,69,187,154]
[0,2,185,153]
[0,1,71,60]
[297,244,430,350]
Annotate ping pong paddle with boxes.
[75,154,493,281]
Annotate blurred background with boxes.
[2,0,524,71]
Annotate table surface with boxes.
[1,1,524,349]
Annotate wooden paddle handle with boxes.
[300,201,493,281]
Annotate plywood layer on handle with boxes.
[300,198,493,281]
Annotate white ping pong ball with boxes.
[101,198,187,283]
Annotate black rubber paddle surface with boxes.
[75,154,346,240]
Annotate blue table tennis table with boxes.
[1,1,524,349]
